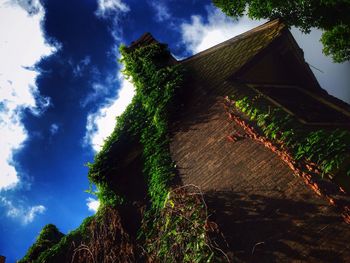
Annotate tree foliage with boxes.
[321,24,350,62]
[213,0,350,62]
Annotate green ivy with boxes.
[233,95,350,177]
[18,224,64,263]
[87,43,183,210]
[21,41,222,262]
[35,216,96,263]
[142,189,216,262]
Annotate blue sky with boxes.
[0,0,349,261]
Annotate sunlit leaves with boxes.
[213,0,350,62]
[234,95,350,177]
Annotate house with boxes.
[20,19,350,262]
[164,19,350,261]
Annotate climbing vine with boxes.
[232,94,350,179]
[87,43,183,209]
[20,41,225,263]
[18,224,64,263]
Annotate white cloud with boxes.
[94,0,130,70]
[86,197,100,213]
[23,205,46,224]
[10,0,42,15]
[85,75,135,152]
[49,123,59,135]
[180,6,349,104]
[81,82,109,107]
[0,197,46,224]
[181,6,263,54]
[72,56,91,77]
[95,0,129,18]
[149,0,170,22]
[0,1,56,190]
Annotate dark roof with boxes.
[180,19,286,80]
[178,19,350,116]
[129,19,350,113]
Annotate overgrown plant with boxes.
[21,41,223,263]
[232,95,350,178]
[35,216,95,263]
[121,42,225,262]
[33,207,135,263]
[142,186,225,262]
[69,206,135,263]
[87,43,183,209]
[18,224,64,263]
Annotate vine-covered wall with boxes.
[21,41,222,263]
[88,42,184,209]
[231,93,350,186]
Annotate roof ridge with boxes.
[180,18,285,63]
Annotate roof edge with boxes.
[180,19,285,63]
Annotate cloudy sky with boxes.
[0,0,349,261]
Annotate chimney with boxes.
[127,32,178,65]
[129,32,159,51]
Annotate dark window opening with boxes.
[252,85,350,125]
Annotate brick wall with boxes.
[169,69,350,261]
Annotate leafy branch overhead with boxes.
[213,0,350,62]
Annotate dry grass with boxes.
[70,206,136,263]
[142,185,230,262]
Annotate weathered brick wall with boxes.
[169,69,350,261]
